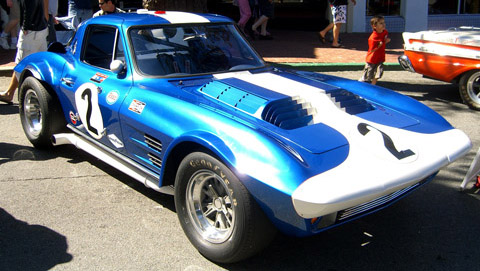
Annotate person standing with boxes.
[251,0,273,40]
[93,0,124,17]
[68,0,93,28]
[47,0,58,44]
[0,0,20,50]
[234,0,251,35]
[318,0,356,48]
[0,0,48,104]
[359,15,390,85]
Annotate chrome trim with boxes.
[52,125,174,195]
[398,55,416,73]
[336,182,421,221]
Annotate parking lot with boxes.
[1,70,479,270]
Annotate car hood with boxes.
[185,70,422,154]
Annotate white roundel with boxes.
[75,82,104,140]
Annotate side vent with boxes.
[326,89,374,115]
[144,134,162,153]
[148,153,163,168]
[262,96,316,130]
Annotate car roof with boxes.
[85,10,234,29]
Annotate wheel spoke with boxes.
[203,203,216,218]
[215,212,227,229]
[208,184,220,198]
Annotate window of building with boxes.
[429,0,480,14]
[366,0,401,16]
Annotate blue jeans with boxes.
[68,1,93,28]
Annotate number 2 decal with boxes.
[75,82,104,140]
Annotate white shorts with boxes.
[15,28,48,64]
[331,5,347,24]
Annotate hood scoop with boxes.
[262,96,316,130]
[199,79,317,130]
[326,88,375,115]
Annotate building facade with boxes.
[349,0,480,32]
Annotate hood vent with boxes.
[262,96,316,130]
[199,81,268,115]
[326,89,374,115]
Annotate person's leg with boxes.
[332,22,342,46]
[331,5,346,47]
[238,0,251,30]
[319,23,333,41]
[252,15,268,33]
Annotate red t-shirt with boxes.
[366,29,389,64]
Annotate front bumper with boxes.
[292,128,471,219]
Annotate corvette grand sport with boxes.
[14,10,471,263]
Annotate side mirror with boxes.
[110,60,125,74]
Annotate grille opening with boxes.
[148,153,163,168]
[336,182,422,222]
[144,134,162,153]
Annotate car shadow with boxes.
[220,176,480,270]
[0,208,73,270]
[377,80,466,109]
[0,142,176,212]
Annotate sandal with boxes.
[318,33,326,44]
[0,91,13,104]
[331,44,344,48]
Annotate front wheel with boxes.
[19,77,66,149]
[459,70,480,110]
[174,152,276,263]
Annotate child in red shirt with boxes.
[360,15,390,85]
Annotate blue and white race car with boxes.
[14,10,471,263]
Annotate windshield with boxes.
[129,23,265,76]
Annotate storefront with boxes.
[350,0,480,32]
[60,0,479,33]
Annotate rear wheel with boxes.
[19,77,66,149]
[174,152,276,263]
[459,70,480,110]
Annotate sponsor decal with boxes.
[128,99,146,114]
[108,134,124,148]
[106,90,120,105]
[69,111,78,125]
[90,73,108,83]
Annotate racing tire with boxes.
[174,152,276,263]
[459,70,480,111]
[19,77,66,149]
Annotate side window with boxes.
[82,26,118,69]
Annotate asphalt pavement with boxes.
[1,69,479,270]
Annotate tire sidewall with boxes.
[459,70,480,110]
[19,77,56,148]
[174,152,249,262]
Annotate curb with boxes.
[270,62,402,72]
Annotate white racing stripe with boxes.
[214,72,472,219]
[152,11,210,24]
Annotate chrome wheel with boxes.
[186,169,235,243]
[465,71,480,105]
[22,89,43,137]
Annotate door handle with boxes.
[61,77,75,86]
